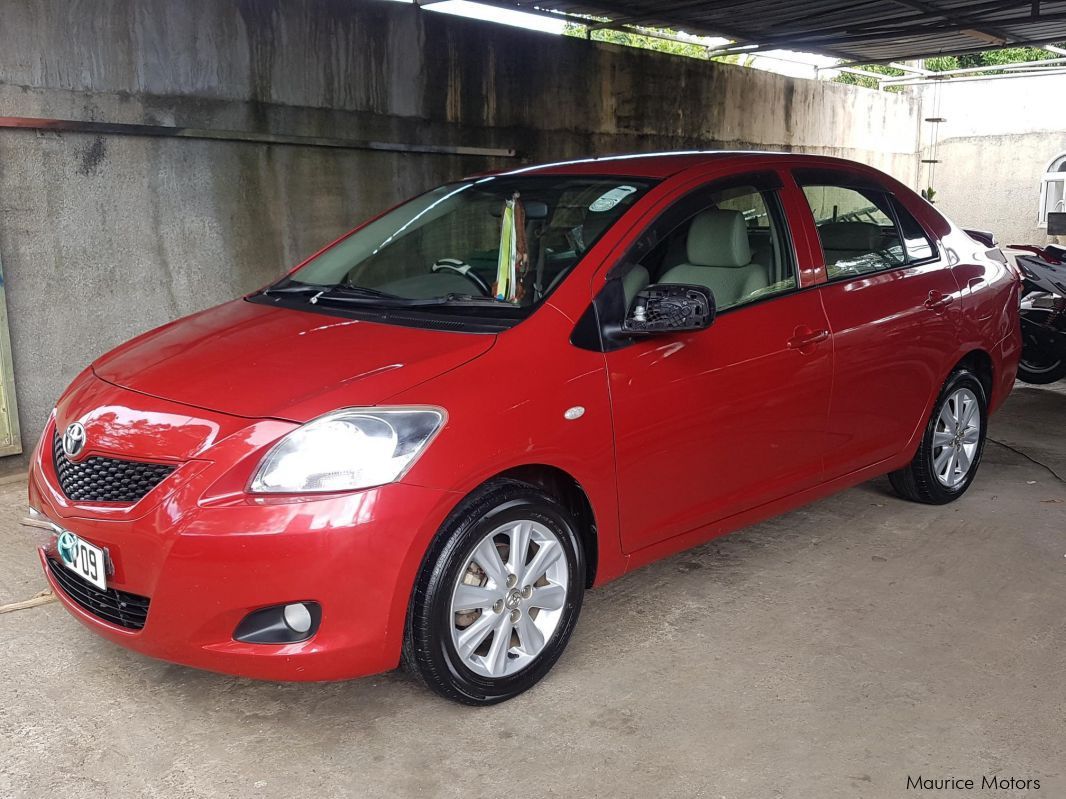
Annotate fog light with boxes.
[283,603,312,634]
[234,601,321,644]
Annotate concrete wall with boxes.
[916,73,1066,244]
[0,0,921,467]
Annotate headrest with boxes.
[686,210,751,268]
[818,221,882,251]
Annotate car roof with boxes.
[476,150,866,180]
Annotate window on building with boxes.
[1039,153,1066,228]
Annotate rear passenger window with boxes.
[890,196,936,261]
[800,185,905,279]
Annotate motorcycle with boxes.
[1010,242,1066,384]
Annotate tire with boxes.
[1014,353,1066,385]
[1017,359,1066,384]
[1017,309,1066,384]
[402,480,585,705]
[889,368,988,505]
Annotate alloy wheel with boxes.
[450,519,569,679]
[932,387,981,488]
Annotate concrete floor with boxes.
[1,386,1063,799]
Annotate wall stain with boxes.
[782,83,796,141]
[77,136,107,176]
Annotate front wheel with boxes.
[889,368,988,505]
[402,480,585,705]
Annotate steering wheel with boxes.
[431,259,492,296]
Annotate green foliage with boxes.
[840,44,1066,88]
[834,63,905,90]
[562,21,743,63]
[928,46,1064,72]
[562,21,1065,81]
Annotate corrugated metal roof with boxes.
[472,0,1066,64]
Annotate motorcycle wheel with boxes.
[1018,309,1066,385]
[1018,357,1066,384]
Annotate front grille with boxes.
[47,557,150,630]
[52,431,176,503]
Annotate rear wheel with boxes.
[889,369,987,505]
[402,480,584,705]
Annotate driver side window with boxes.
[635,183,797,313]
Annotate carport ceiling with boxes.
[467,0,1066,64]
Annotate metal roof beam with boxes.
[887,0,1015,43]
[889,61,932,74]
[751,9,1066,53]
[883,67,1066,86]
[705,0,1033,56]
[460,0,1066,65]
[584,0,737,30]
[879,53,1066,82]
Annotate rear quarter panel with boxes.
[942,225,1022,413]
[873,182,1019,416]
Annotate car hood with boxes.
[92,299,496,422]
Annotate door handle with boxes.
[924,291,955,313]
[967,277,986,290]
[787,327,830,350]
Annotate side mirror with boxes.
[623,284,715,335]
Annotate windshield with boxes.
[273,176,654,319]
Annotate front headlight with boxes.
[250,407,445,494]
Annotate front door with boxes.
[605,174,833,554]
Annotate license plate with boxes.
[57,530,108,591]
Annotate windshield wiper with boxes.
[311,285,402,303]
[262,283,402,303]
[262,283,518,310]
[261,282,331,297]
[436,293,513,304]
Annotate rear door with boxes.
[602,170,833,553]
[792,167,962,480]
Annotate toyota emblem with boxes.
[62,422,86,459]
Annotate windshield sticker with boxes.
[589,185,638,212]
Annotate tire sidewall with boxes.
[1017,360,1066,385]
[1018,309,1066,384]
[412,485,584,704]
[918,369,988,502]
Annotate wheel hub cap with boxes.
[505,589,524,610]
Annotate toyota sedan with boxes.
[30,152,1021,704]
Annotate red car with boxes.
[29,152,1020,704]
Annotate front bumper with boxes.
[31,416,459,682]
